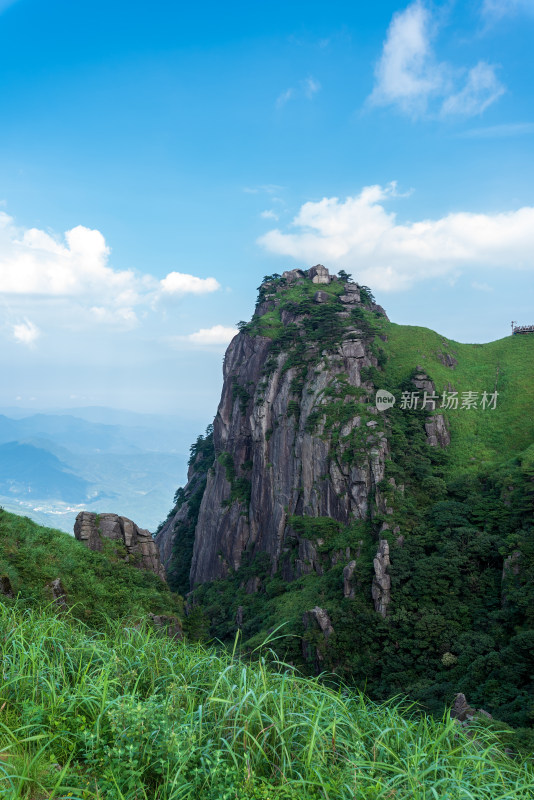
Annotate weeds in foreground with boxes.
[0,601,532,799]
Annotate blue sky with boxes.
[0,0,533,419]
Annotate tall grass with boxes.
[0,601,532,799]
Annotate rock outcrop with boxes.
[412,368,451,448]
[171,267,391,588]
[450,693,492,726]
[45,577,69,611]
[343,560,357,599]
[371,539,391,617]
[75,512,166,582]
[306,606,334,639]
[425,414,451,448]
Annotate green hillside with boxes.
[0,508,181,623]
[381,323,534,471]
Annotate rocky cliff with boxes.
[157,267,415,608]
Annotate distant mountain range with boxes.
[0,407,197,533]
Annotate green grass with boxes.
[381,323,534,472]
[0,601,532,800]
[0,508,181,624]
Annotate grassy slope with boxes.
[0,508,181,623]
[382,322,534,471]
[0,601,532,800]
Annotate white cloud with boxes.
[0,210,222,344]
[12,318,40,346]
[369,1,504,118]
[160,272,220,295]
[0,212,221,303]
[369,1,445,115]
[258,182,534,291]
[0,212,136,298]
[441,62,505,117]
[260,210,279,220]
[186,324,238,345]
[472,281,494,292]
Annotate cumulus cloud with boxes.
[0,212,221,305]
[0,210,222,344]
[0,212,136,298]
[186,324,238,345]
[258,182,534,291]
[160,272,220,295]
[12,318,40,346]
[369,1,504,118]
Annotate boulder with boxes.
[313,290,331,304]
[303,606,334,640]
[308,265,331,284]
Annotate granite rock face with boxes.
[425,414,451,448]
[74,512,166,582]
[371,539,391,617]
[181,281,390,587]
[412,368,451,448]
[343,560,357,599]
[156,266,397,599]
